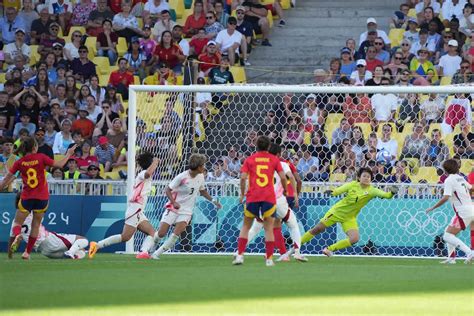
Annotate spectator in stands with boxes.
[410,47,438,85]
[30,6,52,45]
[371,78,397,128]
[105,85,125,114]
[454,119,474,159]
[442,0,465,25]
[97,19,118,66]
[13,112,36,137]
[204,11,225,41]
[449,17,467,47]
[325,58,341,83]
[397,93,420,131]
[72,106,95,139]
[145,61,177,85]
[51,167,64,179]
[87,0,114,37]
[259,110,279,141]
[373,37,390,65]
[343,93,371,125]
[281,114,304,151]
[399,39,415,65]
[84,164,103,181]
[0,114,9,137]
[390,3,409,29]
[190,28,210,58]
[350,59,372,85]
[364,46,383,73]
[77,85,92,109]
[420,6,444,32]
[151,30,185,74]
[459,3,474,36]
[64,158,84,180]
[123,37,147,82]
[172,25,190,57]
[308,129,330,172]
[70,46,97,83]
[403,18,420,44]
[387,52,409,82]
[301,94,324,132]
[88,75,106,105]
[334,138,356,172]
[411,29,436,57]
[18,0,38,40]
[183,0,206,37]
[53,118,74,154]
[106,118,126,149]
[140,25,158,62]
[108,58,134,100]
[95,135,115,172]
[385,160,411,183]
[4,29,30,66]
[143,0,170,26]
[215,17,248,66]
[152,9,176,41]
[439,39,462,78]
[359,17,391,47]
[75,140,99,171]
[297,144,326,181]
[63,30,83,62]
[38,22,65,59]
[235,6,253,53]
[358,30,377,60]
[427,20,442,49]
[377,123,398,166]
[113,0,143,43]
[350,126,367,164]
[222,145,242,178]
[452,59,474,83]
[365,65,384,86]
[421,128,450,167]
[94,100,120,138]
[215,1,229,27]
[0,92,15,133]
[48,0,73,32]
[83,95,100,123]
[340,47,356,78]
[416,0,441,18]
[1,7,26,45]
[208,55,234,85]
[420,93,445,125]
[401,121,430,159]
[242,0,271,46]
[441,93,472,135]
[331,118,352,151]
[207,159,230,181]
[72,0,97,27]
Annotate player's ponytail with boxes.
[17,136,38,157]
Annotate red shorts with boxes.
[449,214,473,231]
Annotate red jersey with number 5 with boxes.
[241,151,283,204]
[9,153,55,200]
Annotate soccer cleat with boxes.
[322,248,333,257]
[151,252,160,260]
[261,39,272,47]
[63,252,74,259]
[136,252,151,259]
[88,241,98,259]
[464,252,473,264]
[293,253,309,262]
[265,259,275,267]
[440,258,456,264]
[277,253,290,262]
[10,235,22,254]
[278,20,286,27]
[21,252,30,260]
[232,254,244,265]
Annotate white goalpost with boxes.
[126,84,474,257]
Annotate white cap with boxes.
[366,17,377,24]
[207,40,217,46]
[448,39,458,47]
[356,59,367,66]
[313,68,326,76]
[306,93,317,100]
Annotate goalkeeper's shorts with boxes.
[320,210,359,233]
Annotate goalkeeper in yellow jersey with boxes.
[301,167,398,256]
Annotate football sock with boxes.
[154,234,178,256]
[237,237,248,255]
[65,239,88,257]
[328,238,352,252]
[286,211,301,250]
[471,230,474,250]
[247,222,263,242]
[265,241,275,259]
[26,236,37,254]
[301,231,315,245]
[12,225,21,237]
[98,234,122,249]
[273,227,287,255]
[140,235,155,253]
[443,232,471,255]
[447,243,456,258]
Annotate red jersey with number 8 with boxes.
[241,151,283,204]
[10,153,55,200]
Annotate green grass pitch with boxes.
[0,254,472,315]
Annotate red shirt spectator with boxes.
[343,95,372,124]
[72,108,95,139]
[153,43,183,68]
[197,41,221,73]
[365,58,384,73]
[190,37,209,56]
[183,7,206,37]
[109,68,134,88]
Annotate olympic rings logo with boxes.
[396,210,448,236]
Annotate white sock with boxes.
[65,238,88,257]
[285,210,301,251]
[97,234,122,249]
[154,234,178,256]
[443,232,470,255]
[247,221,263,242]
[140,235,155,253]
[447,243,456,258]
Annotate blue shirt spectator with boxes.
[1,8,26,44]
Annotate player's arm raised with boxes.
[426,195,450,214]
[373,186,397,199]
[144,157,159,179]
[199,189,222,209]
[240,172,248,203]
[328,182,353,196]
[52,144,78,168]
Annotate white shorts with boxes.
[38,233,76,258]
[449,214,474,230]
[125,203,148,228]
[160,209,192,226]
[275,196,290,220]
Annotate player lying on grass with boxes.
[8,194,88,259]
[426,159,474,264]
[233,136,288,267]
[89,152,159,258]
[0,136,76,260]
[295,167,398,257]
[246,143,307,262]
[149,154,221,259]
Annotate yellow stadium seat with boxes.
[85,36,97,60]
[29,45,40,65]
[104,171,121,180]
[440,76,452,86]
[412,167,438,183]
[304,131,311,145]
[460,159,473,175]
[229,66,247,83]
[169,0,185,18]
[134,76,140,84]
[100,74,110,86]
[68,26,86,39]
[267,10,274,27]
[329,173,346,183]
[402,122,415,135]
[388,28,405,47]
[407,8,417,18]
[54,154,65,161]
[136,17,144,29]
[176,75,184,85]
[93,57,111,75]
[418,94,429,104]
[117,37,128,57]
[393,133,406,156]
[281,0,291,9]
[327,113,344,125]
[0,73,5,83]
[112,166,128,173]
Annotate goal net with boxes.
[127,84,473,258]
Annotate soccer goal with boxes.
[126,84,473,257]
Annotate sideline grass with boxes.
[0,254,472,315]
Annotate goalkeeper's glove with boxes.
[389,186,399,195]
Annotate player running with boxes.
[0,136,76,260]
[426,159,474,264]
[246,143,307,262]
[233,136,287,266]
[89,152,159,258]
[150,154,221,259]
[297,167,397,257]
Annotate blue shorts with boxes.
[286,197,295,209]
[244,202,276,219]
[18,199,49,213]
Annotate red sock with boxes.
[237,237,247,255]
[26,236,37,254]
[471,230,474,250]
[273,227,287,254]
[12,225,21,237]
[450,250,456,258]
[265,241,275,259]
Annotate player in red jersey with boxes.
[233,135,287,266]
[0,136,76,260]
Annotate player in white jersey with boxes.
[426,159,474,264]
[151,154,221,259]
[246,143,307,262]
[89,152,159,259]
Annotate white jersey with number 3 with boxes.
[129,170,152,206]
[14,214,48,249]
[165,170,205,215]
[443,174,473,218]
[274,161,291,199]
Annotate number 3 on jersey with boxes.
[26,168,39,188]
[256,164,269,187]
